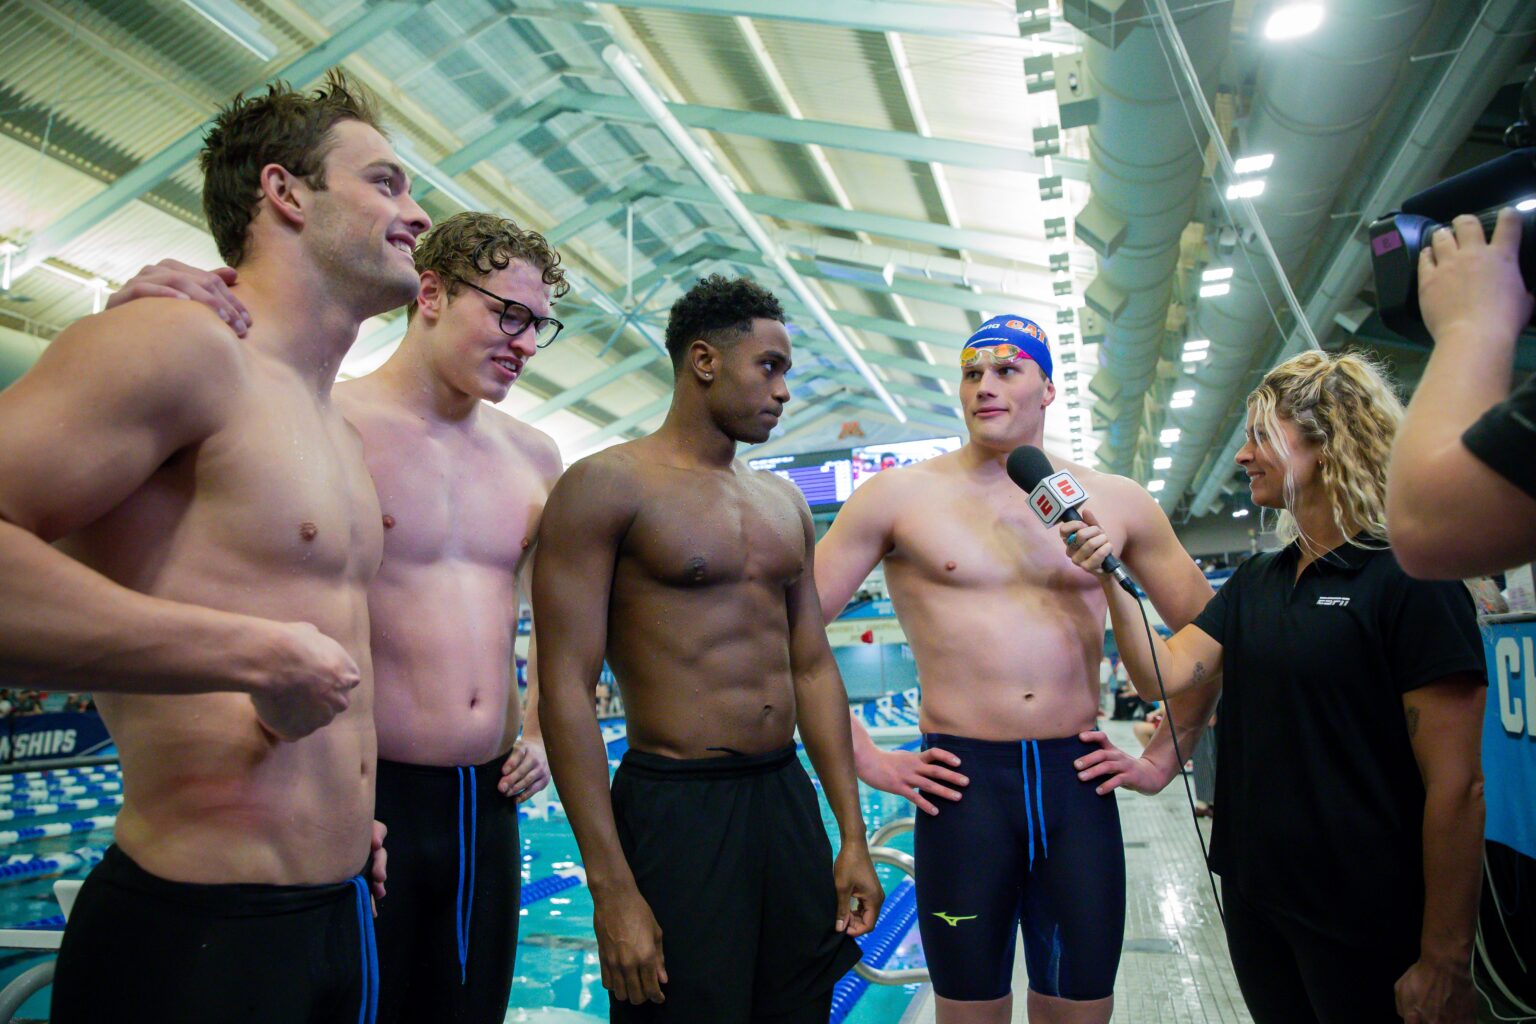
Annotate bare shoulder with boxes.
[1076,465,1167,532]
[747,460,814,519]
[483,404,565,485]
[26,300,245,434]
[551,442,643,505]
[49,299,245,392]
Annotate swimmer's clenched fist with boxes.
[249,620,363,740]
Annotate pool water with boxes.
[0,745,929,1022]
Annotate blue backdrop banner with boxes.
[1484,617,1536,860]
[0,712,112,765]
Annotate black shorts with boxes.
[51,844,377,1024]
[373,753,521,1024]
[610,745,862,1023]
[914,734,1125,1002]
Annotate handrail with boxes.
[852,838,929,986]
[0,961,54,1022]
[868,816,915,850]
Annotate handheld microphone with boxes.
[1005,445,1138,596]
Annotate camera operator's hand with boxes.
[1419,208,1534,347]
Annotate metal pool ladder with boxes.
[853,817,929,986]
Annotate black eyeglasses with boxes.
[450,276,564,349]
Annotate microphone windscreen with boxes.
[1006,445,1054,492]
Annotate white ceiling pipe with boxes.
[1189,0,1536,515]
[1159,0,1440,509]
[602,44,906,423]
[1077,0,1233,472]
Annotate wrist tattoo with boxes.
[1406,706,1420,738]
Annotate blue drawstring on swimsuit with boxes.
[1020,740,1049,870]
[349,875,379,1024]
[455,765,478,985]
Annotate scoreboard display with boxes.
[750,436,962,512]
[850,436,962,489]
[747,448,855,511]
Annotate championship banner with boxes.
[0,711,112,765]
[1483,616,1536,860]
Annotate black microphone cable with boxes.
[1121,574,1225,924]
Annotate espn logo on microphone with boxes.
[1028,471,1088,526]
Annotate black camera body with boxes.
[1370,69,1536,344]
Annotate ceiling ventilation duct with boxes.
[1071,0,1232,473]
[1158,0,1438,508]
[1185,0,1536,515]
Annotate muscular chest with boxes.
[363,426,542,572]
[192,383,383,580]
[891,488,1115,594]
[626,473,804,588]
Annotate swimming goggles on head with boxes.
[960,343,1037,369]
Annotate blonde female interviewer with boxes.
[1064,351,1485,1024]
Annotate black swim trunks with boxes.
[914,734,1125,1002]
[609,744,862,1023]
[373,752,521,1024]
[51,843,378,1024]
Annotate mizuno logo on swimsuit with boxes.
[932,912,978,927]
[1316,596,1351,607]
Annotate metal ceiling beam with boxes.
[522,347,665,423]
[812,370,959,418]
[550,182,1045,264]
[14,1,421,279]
[567,0,1023,39]
[570,394,672,453]
[635,240,1054,314]
[796,335,956,381]
[536,88,1068,176]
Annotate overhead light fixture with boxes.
[1517,197,1536,212]
[1225,180,1266,201]
[1201,267,1233,282]
[1153,456,1172,470]
[1183,338,1211,351]
[1233,153,1276,175]
[1148,480,1166,493]
[603,45,905,423]
[1160,428,1181,444]
[180,0,280,61]
[1264,3,1325,41]
[0,242,15,291]
[1170,397,1193,409]
[1233,508,1251,518]
[1200,282,1232,298]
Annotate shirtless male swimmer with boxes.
[0,73,427,1022]
[817,316,1219,1024]
[113,210,568,1022]
[535,275,884,1023]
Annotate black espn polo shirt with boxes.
[1190,539,1484,940]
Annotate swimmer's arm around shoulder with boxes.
[813,470,896,625]
[0,302,286,695]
